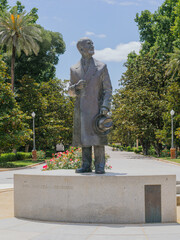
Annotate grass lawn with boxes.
[0,160,45,168]
[157,156,180,164]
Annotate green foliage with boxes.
[171,0,180,40]
[0,1,67,152]
[0,57,31,152]
[156,82,180,147]
[0,9,42,56]
[166,46,180,78]
[0,0,9,12]
[112,51,168,155]
[161,149,170,157]
[135,0,179,54]
[45,150,56,158]
[0,153,16,162]
[113,0,180,157]
[16,152,32,160]
[0,151,32,162]
[126,146,133,152]
[0,81,32,151]
[10,26,66,85]
[17,76,74,150]
[10,1,25,14]
[0,7,42,91]
[134,146,143,154]
[148,146,156,156]
[37,150,45,160]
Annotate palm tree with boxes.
[166,47,180,79]
[0,10,42,92]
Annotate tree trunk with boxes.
[154,142,162,157]
[141,140,150,155]
[11,45,16,92]
[25,144,30,152]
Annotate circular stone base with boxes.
[14,171,176,224]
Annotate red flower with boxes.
[43,165,47,169]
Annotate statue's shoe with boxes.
[95,169,105,174]
[75,167,92,173]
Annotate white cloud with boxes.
[119,1,139,6]
[102,0,139,6]
[148,0,161,5]
[70,41,76,46]
[97,34,106,38]
[94,42,141,62]
[85,31,95,36]
[103,0,116,4]
[85,31,107,38]
[102,0,161,6]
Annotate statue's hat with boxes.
[93,114,113,135]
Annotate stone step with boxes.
[176,185,180,194]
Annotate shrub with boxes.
[161,149,170,158]
[134,146,143,154]
[16,152,32,160]
[148,146,156,156]
[0,152,32,163]
[0,162,16,167]
[37,150,46,160]
[42,147,112,171]
[177,151,180,157]
[0,153,16,162]
[45,150,56,158]
[126,146,133,152]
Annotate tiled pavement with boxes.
[1,147,180,239]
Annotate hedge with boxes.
[0,152,32,163]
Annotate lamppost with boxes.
[31,112,37,161]
[170,110,176,159]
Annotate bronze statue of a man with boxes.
[68,37,112,174]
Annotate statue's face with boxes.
[80,39,94,57]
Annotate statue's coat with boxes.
[68,58,112,146]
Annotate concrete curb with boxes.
[0,188,14,193]
[154,157,180,167]
[0,162,44,172]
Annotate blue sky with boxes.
[9,0,165,91]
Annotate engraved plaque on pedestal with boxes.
[145,185,161,223]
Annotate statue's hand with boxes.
[100,107,109,116]
[76,80,86,90]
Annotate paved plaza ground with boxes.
[1,147,180,239]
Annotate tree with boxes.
[17,77,74,150]
[156,82,180,147]
[0,56,31,152]
[112,0,180,156]
[112,52,168,156]
[166,47,180,78]
[0,8,42,91]
[13,26,66,84]
[0,0,9,12]
[135,0,179,54]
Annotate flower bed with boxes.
[42,147,112,171]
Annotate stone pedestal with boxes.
[171,148,176,159]
[32,150,37,161]
[14,172,176,224]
